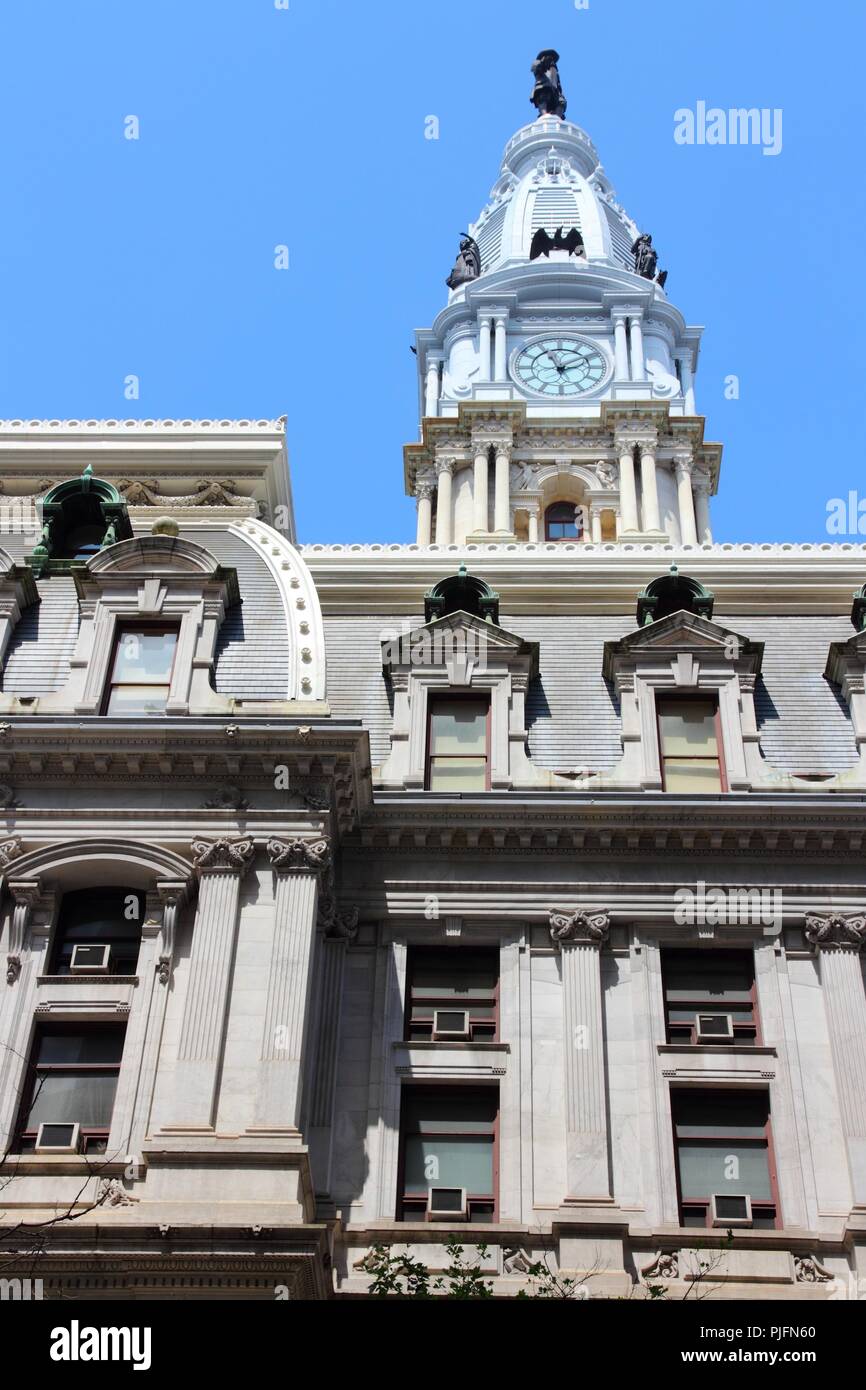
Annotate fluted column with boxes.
[674,449,698,545]
[424,358,441,418]
[613,311,629,379]
[415,479,433,546]
[479,315,492,382]
[434,457,455,546]
[494,316,508,381]
[616,443,640,534]
[494,445,511,533]
[638,437,661,533]
[694,475,713,544]
[806,913,866,1205]
[550,909,612,1201]
[254,836,331,1133]
[473,445,489,534]
[172,837,255,1129]
[628,314,645,381]
[308,901,359,1196]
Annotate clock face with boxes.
[513,337,608,398]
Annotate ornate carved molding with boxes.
[549,908,611,947]
[267,836,331,876]
[190,836,256,875]
[202,785,250,813]
[317,892,359,939]
[804,912,866,951]
[642,1251,679,1281]
[0,836,23,869]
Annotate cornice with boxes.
[0,418,287,434]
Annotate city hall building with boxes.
[0,57,865,1300]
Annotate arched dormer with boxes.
[424,565,500,625]
[28,469,133,578]
[851,583,866,632]
[636,566,714,627]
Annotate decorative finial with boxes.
[530,50,567,120]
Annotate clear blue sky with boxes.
[1,0,864,544]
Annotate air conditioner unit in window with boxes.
[35,1122,80,1154]
[69,943,112,974]
[711,1193,752,1227]
[695,1012,734,1043]
[427,1187,468,1220]
[432,1008,471,1040]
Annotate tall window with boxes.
[103,626,179,714]
[405,949,499,1042]
[426,695,490,791]
[15,1026,126,1154]
[662,949,758,1045]
[397,1088,498,1222]
[671,1089,778,1229]
[657,695,726,792]
[49,888,144,976]
[545,501,583,541]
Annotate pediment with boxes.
[603,609,763,680]
[382,609,539,674]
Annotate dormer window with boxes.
[545,501,583,541]
[426,694,490,791]
[657,695,727,792]
[103,625,180,715]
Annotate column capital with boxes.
[318,892,360,940]
[494,441,512,462]
[191,836,256,876]
[435,455,457,477]
[692,470,711,497]
[267,835,331,876]
[414,478,435,501]
[0,836,23,872]
[672,445,695,469]
[549,908,611,949]
[805,912,866,952]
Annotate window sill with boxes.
[37,975,140,985]
[392,1040,508,1079]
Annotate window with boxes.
[657,695,726,792]
[103,626,179,714]
[426,695,490,791]
[405,949,499,1042]
[14,1026,126,1154]
[671,1089,778,1229]
[662,949,758,1045]
[49,888,144,976]
[545,501,583,541]
[397,1088,498,1222]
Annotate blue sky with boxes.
[0,0,864,544]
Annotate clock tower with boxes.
[406,51,718,548]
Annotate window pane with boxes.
[27,1073,119,1130]
[411,951,498,999]
[677,1143,772,1201]
[673,1090,769,1134]
[36,1031,125,1065]
[663,951,754,996]
[106,685,170,715]
[658,700,718,756]
[111,631,177,683]
[663,758,722,792]
[429,700,487,755]
[428,757,487,791]
[404,1136,493,1193]
[403,1090,497,1131]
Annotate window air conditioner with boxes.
[35,1122,81,1154]
[695,1012,734,1043]
[711,1193,752,1226]
[69,943,112,973]
[427,1187,468,1220]
[432,1008,471,1040]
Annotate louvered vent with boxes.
[604,204,634,268]
[530,189,581,233]
[474,205,507,271]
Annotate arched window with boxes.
[49,887,144,975]
[545,501,583,541]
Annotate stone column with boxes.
[253,836,331,1133]
[473,444,489,534]
[415,479,433,546]
[614,509,622,538]
[674,450,698,545]
[479,315,492,382]
[550,909,612,1201]
[307,902,359,1197]
[590,507,603,544]
[434,457,455,546]
[526,504,540,543]
[424,358,440,418]
[677,354,696,413]
[616,443,640,534]
[629,315,645,381]
[806,913,866,1206]
[172,836,255,1130]
[694,475,713,544]
[637,437,661,533]
[613,312,629,379]
[494,316,508,381]
[494,445,511,533]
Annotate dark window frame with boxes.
[101,622,181,716]
[661,948,761,1047]
[671,1087,780,1230]
[425,691,492,792]
[404,946,500,1043]
[396,1085,500,1224]
[544,500,584,542]
[656,692,728,793]
[13,1024,126,1156]
[48,887,145,977]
